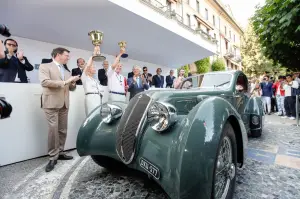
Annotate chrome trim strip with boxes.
[116,94,152,165]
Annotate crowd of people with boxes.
[249,72,300,120]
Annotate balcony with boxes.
[0,0,217,67]
[233,55,242,63]
[224,48,235,58]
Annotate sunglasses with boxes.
[7,43,17,47]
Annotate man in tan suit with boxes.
[39,47,80,172]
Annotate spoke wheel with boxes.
[212,122,237,199]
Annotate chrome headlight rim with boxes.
[147,101,177,132]
[100,103,123,124]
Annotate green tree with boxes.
[194,57,210,73]
[241,23,285,77]
[178,64,189,77]
[211,58,225,71]
[252,0,300,70]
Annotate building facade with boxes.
[165,0,244,71]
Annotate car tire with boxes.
[211,122,237,199]
[91,155,126,171]
[251,129,262,138]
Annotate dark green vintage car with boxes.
[77,70,264,199]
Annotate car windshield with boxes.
[180,73,233,90]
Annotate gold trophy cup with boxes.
[88,30,106,62]
[118,41,128,58]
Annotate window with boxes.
[225,26,227,35]
[229,30,231,39]
[187,0,190,4]
[196,0,200,13]
[205,8,208,20]
[213,15,215,26]
[206,28,210,34]
[214,33,216,38]
[198,22,201,28]
[234,47,237,56]
[236,74,248,92]
[187,14,191,27]
[234,34,236,42]
[225,41,228,50]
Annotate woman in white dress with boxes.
[81,57,106,116]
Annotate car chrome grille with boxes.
[116,94,151,164]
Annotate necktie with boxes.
[59,65,65,80]
[136,77,140,88]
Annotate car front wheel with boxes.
[211,122,237,199]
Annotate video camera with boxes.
[0,98,12,119]
[0,24,11,37]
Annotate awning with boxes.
[194,15,214,31]
[0,0,216,68]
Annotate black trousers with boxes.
[284,96,296,117]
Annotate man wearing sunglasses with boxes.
[0,39,33,83]
[142,66,152,86]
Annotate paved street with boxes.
[1,115,300,199]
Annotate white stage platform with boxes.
[0,83,87,166]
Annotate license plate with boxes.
[139,158,160,180]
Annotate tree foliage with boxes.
[194,57,210,73]
[211,58,225,71]
[241,23,286,77]
[252,0,300,70]
[178,64,190,77]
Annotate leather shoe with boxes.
[58,154,73,160]
[45,160,57,172]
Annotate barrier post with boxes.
[296,95,299,126]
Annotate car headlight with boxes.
[147,102,177,132]
[100,103,123,124]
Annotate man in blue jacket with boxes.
[260,75,273,115]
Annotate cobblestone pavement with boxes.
[1,115,300,199]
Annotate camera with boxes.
[0,24,11,37]
[0,98,12,119]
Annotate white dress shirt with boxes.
[107,67,125,94]
[283,81,299,96]
[81,73,103,94]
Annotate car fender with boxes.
[175,96,247,199]
[245,96,265,128]
[76,104,125,160]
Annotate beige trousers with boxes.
[43,106,69,160]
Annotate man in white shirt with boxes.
[107,49,129,103]
[282,74,299,120]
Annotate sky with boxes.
[221,0,266,28]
